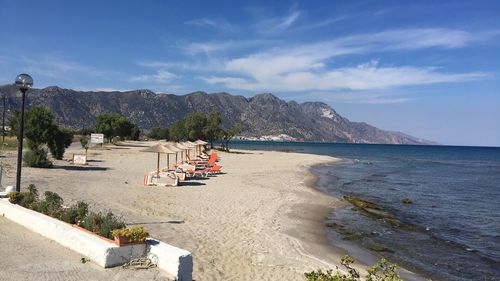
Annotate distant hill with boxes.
[0,84,433,144]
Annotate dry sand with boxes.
[0,141,420,280]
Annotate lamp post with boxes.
[14,74,33,192]
[2,93,6,144]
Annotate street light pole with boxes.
[14,74,33,192]
[2,93,5,144]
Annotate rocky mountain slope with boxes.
[0,85,432,144]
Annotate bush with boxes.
[33,191,63,217]
[23,147,53,168]
[112,226,149,242]
[147,127,169,140]
[20,184,39,208]
[8,185,39,207]
[366,259,402,281]
[80,211,126,239]
[304,255,402,281]
[8,185,130,241]
[60,201,89,224]
[8,192,28,204]
[48,128,73,160]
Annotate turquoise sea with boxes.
[230,141,500,281]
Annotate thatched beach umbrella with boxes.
[194,140,208,154]
[141,144,179,175]
[181,141,197,158]
[173,143,190,162]
[164,143,184,166]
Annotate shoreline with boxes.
[275,154,425,281]
[0,143,424,280]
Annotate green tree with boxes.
[148,127,169,140]
[203,112,222,148]
[184,112,207,140]
[94,113,116,141]
[12,106,72,166]
[80,135,90,157]
[94,113,138,143]
[7,110,20,137]
[24,107,58,148]
[48,128,73,160]
[169,119,187,142]
[221,123,242,152]
[129,124,141,141]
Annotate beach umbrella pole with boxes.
[157,153,160,176]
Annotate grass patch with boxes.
[0,136,26,151]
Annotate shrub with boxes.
[33,191,63,217]
[48,127,73,160]
[60,201,89,224]
[80,211,126,239]
[112,227,149,242]
[8,192,28,204]
[366,258,402,281]
[19,184,39,208]
[7,185,130,241]
[23,147,53,168]
[304,255,402,281]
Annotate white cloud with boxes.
[296,16,347,31]
[94,87,125,92]
[138,60,223,72]
[339,28,485,49]
[181,39,275,55]
[185,18,236,32]
[196,28,490,81]
[128,69,178,83]
[311,91,414,104]
[277,10,301,30]
[0,53,119,84]
[203,60,488,92]
[253,8,302,34]
[197,28,494,93]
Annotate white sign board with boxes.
[73,154,87,165]
[90,133,104,144]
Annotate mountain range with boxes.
[0,84,432,144]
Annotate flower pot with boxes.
[113,235,146,246]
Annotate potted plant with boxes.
[112,226,149,246]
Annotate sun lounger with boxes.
[144,172,179,187]
[175,171,186,181]
[186,165,223,178]
[206,165,222,175]
[193,152,218,168]
[155,172,179,187]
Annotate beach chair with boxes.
[205,165,222,176]
[144,173,155,186]
[176,164,204,178]
[195,152,218,168]
[186,154,209,164]
[155,172,179,187]
[186,165,223,178]
[174,170,186,181]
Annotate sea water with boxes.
[230,141,500,281]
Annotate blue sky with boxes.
[1,0,499,146]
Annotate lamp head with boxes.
[15,73,33,91]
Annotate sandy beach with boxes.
[0,141,417,280]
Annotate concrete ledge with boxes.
[0,199,193,280]
[147,238,193,281]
